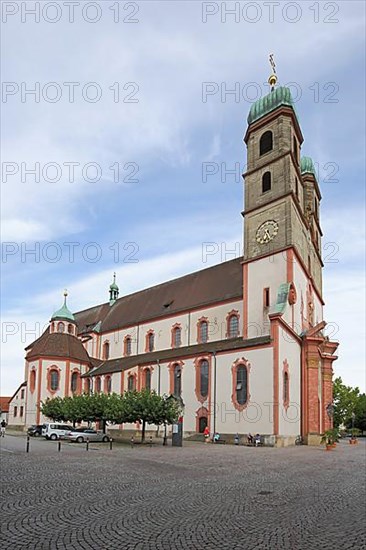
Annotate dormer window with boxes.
[259,131,273,155]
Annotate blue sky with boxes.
[1,0,365,394]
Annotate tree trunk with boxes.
[141,419,146,443]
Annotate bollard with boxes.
[149,436,152,448]
[26,435,30,453]
[109,437,113,451]
[130,436,134,448]
[86,438,89,451]
[58,440,61,452]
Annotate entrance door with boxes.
[198,416,207,433]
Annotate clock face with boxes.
[256,220,279,244]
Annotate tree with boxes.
[349,393,366,432]
[333,377,361,428]
[41,397,66,421]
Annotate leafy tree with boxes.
[348,393,366,432]
[41,397,66,421]
[333,377,361,428]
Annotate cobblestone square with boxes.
[0,436,365,549]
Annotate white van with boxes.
[42,423,73,440]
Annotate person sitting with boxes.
[247,433,254,445]
[255,433,261,447]
[213,432,220,443]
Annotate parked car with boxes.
[65,428,110,443]
[42,423,74,440]
[27,424,45,437]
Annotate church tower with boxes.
[242,59,338,444]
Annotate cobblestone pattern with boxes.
[0,438,365,549]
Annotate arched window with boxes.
[173,364,182,397]
[262,171,271,193]
[260,131,273,155]
[128,375,136,392]
[172,326,182,348]
[103,342,110,360]
[124,336,132,356]
[236,366,248,405]
[105,376,112,394]
[68,324,73,335]
[199,360,209,398]
[146,331,155,352]
[85,378,91,394]
[198,320,208,344]
[50,369,59,392]
[29,369,36,393]
[228,315,239,338]
[295,178,299,199]
[144,369,151,391]
[71,371,79,393]
[95,377,101,393]
[58,322,65,333]
[283,371,289,404]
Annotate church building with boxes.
[8,70,339,445]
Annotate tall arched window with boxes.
[105,376,112,394]
[172,326,182,348]
[283,371,289,404]
[103,342,110,360]
[71,371,79,393]
[293,136,298,163]
[146,331,155,352]
[236,366,248,405]
[50,369,59,391]
[95,377,101,393]
[144,369,151,391]
[198,320,208,344]
[58,322,65,333]
[260,131,273,155]
[228,315,239,338]
[128,375,136,392]
[173,364,182,397]
[29,369,36,393]
[262,171,271,193]
[68,324,74,335]
[199,360,209,398]
[124,336,132,356]
[85,378,91,394]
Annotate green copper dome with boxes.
[51,292,75,322]
[109,273,119,291]
[247,86,296,125]
[301,156,317,177]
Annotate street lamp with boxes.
[326,403,334,420]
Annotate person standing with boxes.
[0,419,7,437]
[203,426,210,443]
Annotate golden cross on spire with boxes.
[268,53,278,91]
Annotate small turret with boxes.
[109,273,119,306]
[50,290,77,335]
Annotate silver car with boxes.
[65,428,110,443]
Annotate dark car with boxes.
[27,424,45,437]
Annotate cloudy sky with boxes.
[1,1,365,395]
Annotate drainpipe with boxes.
[157,360,161,395]
[136,324,140,354]
[188,312,191,346]
[213,351,217,436]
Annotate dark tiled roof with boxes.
[83,335,271,377]
[74,257,243,334]
[26,330,92,364]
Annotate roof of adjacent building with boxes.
[74,257,244,334]
[83,335,271,377]
[247,86,297,125]
[0,396,11,413]
[26,331,92,364]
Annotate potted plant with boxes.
[349,428,361,444]
[330,427,340,448]
[321,429,335,451]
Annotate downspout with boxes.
[188,312,191,346]
[157,360,161,395]
[136,324,140,354]
[213,351,217,436]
